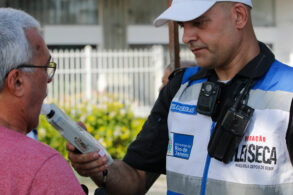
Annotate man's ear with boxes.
[6,69,25,97]
[232,3,249,29]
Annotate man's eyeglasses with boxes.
[7,62,57,82]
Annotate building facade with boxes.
[1,0,293,65]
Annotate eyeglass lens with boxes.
[47,62,56,79]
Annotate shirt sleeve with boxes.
[30,153,85,195]
[123,71,184,174]
[286,98,293,165]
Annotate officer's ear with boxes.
[231,3,249,29]
[5,69,25,97]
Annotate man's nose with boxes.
[182,24,198,44]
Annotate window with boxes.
[5,0,99,25]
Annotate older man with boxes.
[67,1,293,194]
[0,8,85,194]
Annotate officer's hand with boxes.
[66,121,108,177]
[66,142,108,177]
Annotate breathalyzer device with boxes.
[41,103,113,165]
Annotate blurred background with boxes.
[2,0,293,194]
[1,0,291,117]
[1,0,292,58]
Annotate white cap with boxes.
[153,0,252,27]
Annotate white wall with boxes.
[255,0,293,66]
[128,25,186,44]
[43,25,102,45]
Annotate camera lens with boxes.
[205,83,212,92]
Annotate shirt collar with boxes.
[189,42,275,81]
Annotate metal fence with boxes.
[46,45,194,117]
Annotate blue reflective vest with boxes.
[167,60,293,195]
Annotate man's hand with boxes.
[66,142,108,177]
[66,121,108,177]
[67,122,147,194]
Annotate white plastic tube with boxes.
[41,103,113,165]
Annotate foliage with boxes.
[38,101,145,161]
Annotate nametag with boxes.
[170,101,197,115]
[168,132,194,160]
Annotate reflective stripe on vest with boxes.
[166,60,293,195]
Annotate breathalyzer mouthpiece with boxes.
[41,104,51,116]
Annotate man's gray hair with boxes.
[0,8,40,90]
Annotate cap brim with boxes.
[154,0,216,27]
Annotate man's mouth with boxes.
[190,47,204,54]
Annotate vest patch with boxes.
[235,144,277,164]
[170,101,197,115]
[168,132,194,159]
[233,136,278,171]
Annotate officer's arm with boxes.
[67,143,147,194]
[91,162,160,194]
[90,160,146,195]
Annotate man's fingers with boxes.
[70,155,108,177]
[75,165,108,177]
[77,121,87,130]
[68,151,99,163]
[71,155,108,169]
[66,142,76,152]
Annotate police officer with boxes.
[67,0,293,194]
